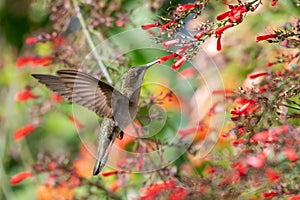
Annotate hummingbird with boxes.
[32,60,159,175]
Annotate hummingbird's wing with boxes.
[32,69,124,118]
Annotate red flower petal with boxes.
[284,148,298,162]
[261,191,277,199]
[141,22,159,30]
[51,93,63,103]
[246,155,265,168]
[265,168,280,182]
[14,124,36,141]
[176,3,196,12]
[26,37,37,44]
[157,53,177,64]
[10,171,32,185]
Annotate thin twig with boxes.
[72,0,113,84]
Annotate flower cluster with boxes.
[141,0,262,71]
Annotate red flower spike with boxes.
[216,37,222,51]
[265,168,280,182]
[256,34,276,42]
[157,53,177,64]
[15,88,38,102]
[162,39,181,49]
[246,155,265,168]
[171,57,186,70]
[248,72,268,79]
[141,22,159,30]
[51,93,63,103]
[214,23,233,35]
[10,171,32,185]
[14,124,36,141]
[176,3,196,12]
[102,171,119,177]
[284,148,298,162]
[26,37,37,44]
[261,191,278,199]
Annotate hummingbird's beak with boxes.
[145,60,160,68]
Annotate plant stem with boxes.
[71,0,113,84]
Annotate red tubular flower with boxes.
[231,102,252,115]
[261,191,278,199]
[68,115,83,130]
[31,57,52,67]
[214,23,233,35]
[265,168,280,182]
[176,44,192,55]
[259,84,273,93]
[246,155,265,168]
[157,53,177,64]
[15,88,38,102]
[141,21,159,30]
[284,148,298,162]
[248,72,268,79]
[16,57,31,68]
[216,37,222,51]
[26,37,38,44]
[176,3,196,12]
[216,11,231,20]
[140,179,176,199]
[266,62,276,67]
[51,93,63,103]
[102,171,119,177]
[171,56,186,70]
[194,31,205,40]
[256,34,276,42]
[231,162,248,176]
[162,39,181,49]
[160,20,177,32]
[231,138,246,146]
[11,171,32,185]
[271,0,278,6]
[16,56,52,68]
[14,124,36,141]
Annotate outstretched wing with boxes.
[32,69,117,118]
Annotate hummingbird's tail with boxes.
[93,137,114,175]
[93,118,121,175]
